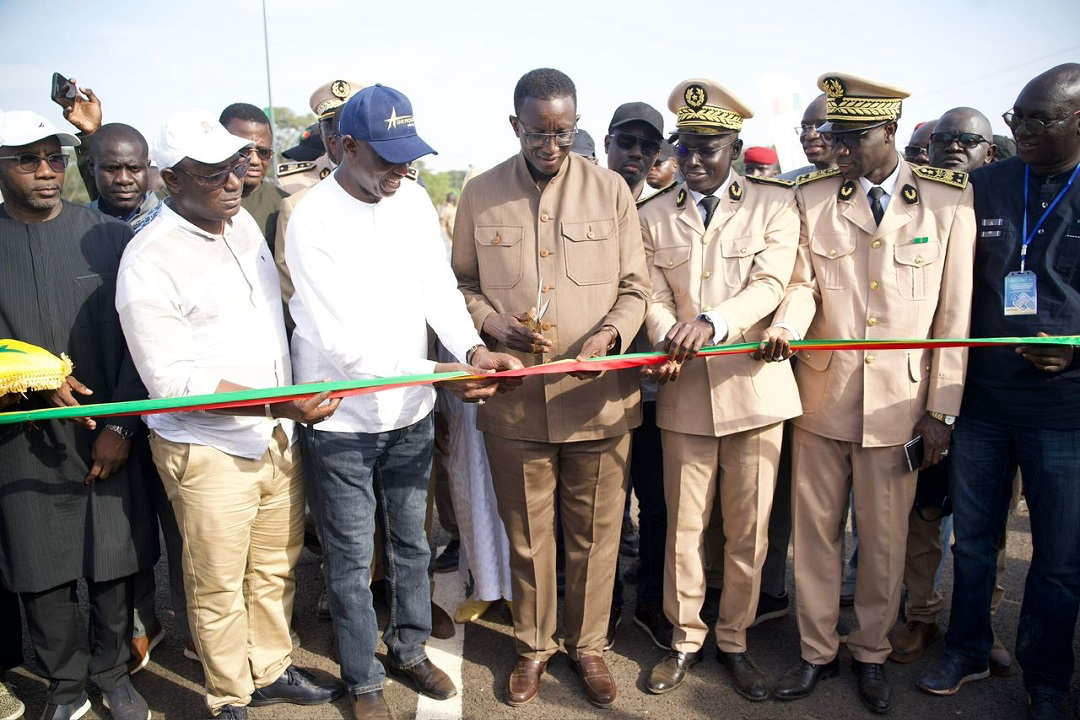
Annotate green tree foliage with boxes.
[414,160,466,206]
[61,149,90,205]
[265,106,316,158]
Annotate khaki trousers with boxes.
[663,423,781,653]
[791,426,916,665]
[485,433,629,660]
[151,427,304,713]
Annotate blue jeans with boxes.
[945,414,1080,698]
[302,414,434,694]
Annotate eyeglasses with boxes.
[1002,109,1080,136]
[173,157,251,190]
[904,145,928,160]
[609,132,661,157]
[827,128,876,150]
[929,132,989,149]
[517,126,578,148]
[0,152,70,174]
[244,145,274,161]
[794,122,826,136]
[675,137,738,162]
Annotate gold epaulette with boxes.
[278,161,315,177]
[636,182,678,208]
[795,167,840,186]
[912,165,969,189]
[746,175,795,188]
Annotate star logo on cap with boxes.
[331,80,351,99]
[385,107,415,131]
[685,84,707,109]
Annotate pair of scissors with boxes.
[527,276,550,333]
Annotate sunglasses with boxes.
[0,152,69,174]
[828,128,877,150]
[610,132,661,157]
[173,156,251,190]
[794,122,826,136]
[244,145,274,161]
[929,132,989,149]
[675,136,738,161]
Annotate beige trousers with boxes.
[791,426,917,665]
[485,433,630,661]
[151,427,304,713]
[662,423,781,653]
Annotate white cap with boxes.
[152,110,250,170]
[0,111,80,148]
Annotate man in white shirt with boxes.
[116,111,344,720]
[286,84,523,720]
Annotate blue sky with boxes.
[2,0,1077,173]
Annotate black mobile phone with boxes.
[50,72,77,108]
[904,436,924,473]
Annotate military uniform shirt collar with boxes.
[689,170,734,221]
[859,153,902,200]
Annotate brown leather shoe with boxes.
[648,650,702,694]
[389,658,456,700]
[430,601,455,640]
[888,621,939,663]
[507,657,547,707]
[352,690,392,720]
[570,655,616,708]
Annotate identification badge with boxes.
[1004,271,1037,316]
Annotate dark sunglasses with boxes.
[244,145,274,161]
[828,128,876,150]
[610,132,661,157]
[173,156,251,190]
[929,132,989,149]
[0,152,69,173]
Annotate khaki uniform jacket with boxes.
[773,157,976,447]
[642,175,803,437]
[452,152,650,444]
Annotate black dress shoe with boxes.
[699,586,721,625]
[648,650,702,694]
[774,657,839,701]
[250,665,343,706]
[716,650,770,701]
[852,659,892,714]
[389,658,457,700]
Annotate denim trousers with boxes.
[302,414,434,694]
[945,414,1080,698]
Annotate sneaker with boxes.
[633,601,673,649]
[604,605,622,651]
[619,518,640,557]
[40,691,89,720]
[751,591,789,628]
[102,680,150,720]
[433,539,460,573]
[216,705,248,719]
[0,678,25,720]
[129,620,166,675]
[917,653,989,696]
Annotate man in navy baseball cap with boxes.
[337,84,436,165]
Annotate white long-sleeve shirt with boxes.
[116,203,294,460]
[286,174,484,433]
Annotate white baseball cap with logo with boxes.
[152,110,250,170]
[0,111,80,148]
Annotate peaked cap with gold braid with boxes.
[816,72,910,134]
[668,78,753,135]
[309,79,367,120]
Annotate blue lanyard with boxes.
[1021,163,1080,272]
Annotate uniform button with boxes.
[539,249,549,257]
[667,259,673,267]
[915,256,924,265]
[865,355,876,364]
[871,240,882,249]
[739,247,747,254]
[587,230,596,239]
[870,280,879,290]
[702,237,711,245]
[867,317,878,327]
[829,248,837,257]
[540,213,550,223]
[702,306,712,312]
[1042,201,1049,209]
[541,285,550,293]
[542,322,552,331]
[1038,228,1045,234]
[492,236,502,245]
[703,270,712,279]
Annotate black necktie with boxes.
[868,186,885,226]
[700,196,720,229]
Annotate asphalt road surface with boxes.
[10,499,1080,719]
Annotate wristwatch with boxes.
[465,343,486,365]
[928,411,956,426]
[104,424,134,440]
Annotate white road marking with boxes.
[416,548,466,720]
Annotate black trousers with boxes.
[21,575,133,704]
[0,587,22,672]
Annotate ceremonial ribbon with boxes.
[1,336,1076,426]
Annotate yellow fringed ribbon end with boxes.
[0,340,73,395]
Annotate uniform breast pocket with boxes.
[72,272,118,328]
[894,241,941,300]
[652,245,692,297]
[1052,222,1080,283]
[720,234,768,289]
[475,225,524,289]
[562,219,618,286]
[809,233,857,290]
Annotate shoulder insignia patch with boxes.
[838,180,857,201]
[746,174,795,188]
[636,181,678,208]
[795,167,840,185]
[912,165,969,189]
[901,184,918,204]
[319,167,331,180]
[729,181,743,201]
[676,188,688,207]
[277,161,315,177]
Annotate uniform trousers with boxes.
[151,425,303,713]
[485,433,630,661]
[792,426,917,665]
[663,422,781,653]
